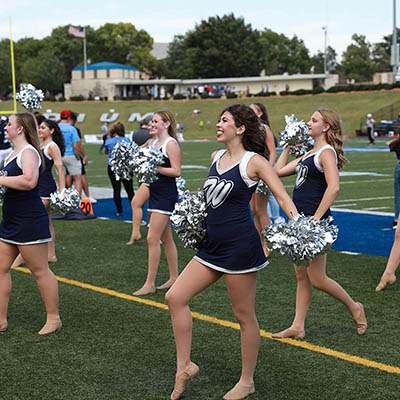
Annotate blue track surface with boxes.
[92,199,393,258]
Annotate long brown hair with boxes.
[221,104,269,160]
[42,119,65,156]
[317,108,347,169]
[155,111,177,140]
[15,112,45,170]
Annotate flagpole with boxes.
[83,27,88,98]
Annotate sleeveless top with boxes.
[292,144,337,219]
[194,149,268,274]
[0,144,50,244]
[38,142,57,198]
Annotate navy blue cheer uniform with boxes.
[0,145,51,245]
[38,142,57,199]
[194,150,268,274]
[148,137,178,215]
[292,144,337,220]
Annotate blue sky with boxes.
[1,0,397,58]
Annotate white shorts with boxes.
[62,155,82,176]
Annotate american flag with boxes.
[68,26,85,38]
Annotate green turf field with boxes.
[2,119,400,399]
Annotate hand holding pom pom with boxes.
[50,188,80,214]
[279,114,313,157]
[171,190,207,250]
[16,84,44,111]
[262,214,338,266]
[110,141,138,181]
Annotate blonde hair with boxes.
[317,108,347,169]
[15,113,45,170]
[155,111,177,140]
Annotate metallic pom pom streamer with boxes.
[0,170,8,203]
[176,176,186,202]
[16,84,44,111]
[171,190,208,251]
[262,214,338,266]
[110,141,138,181]
[133,146,163,184]
[50,188,81,214]
[256,180,270,196]
[279,114,314,157]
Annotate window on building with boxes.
[107,69,110,78]
[81,70,84,79]
[94,70,97,79]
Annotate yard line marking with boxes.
[363,207,391,211]
[12,267,400,376]
[335,196,393,203]
[332,203,358,208]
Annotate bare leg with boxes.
[0,242,19,330]
[307,254,367,335]
[272,264,311,338]
[42,199,57,262]
[166,259,221,398]
[223,272,259,397]
[376,217,400,291]
[19,243,61,334]
[126,184,149,245]
[65,174,72,188]
[72,174,82,197]
[156,223,178,290]
[81,174,90,198]
[133,212,169,295]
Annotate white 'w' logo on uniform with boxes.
[203,177,234,208]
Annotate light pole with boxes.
[322,25,328,75]
[393,0,398,83]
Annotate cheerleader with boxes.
[249,103,276,255]
[11,118,66,267]
[133,111,180,296]
[272,108,367,339]
[0,113,61,335]
[165,105,298,400]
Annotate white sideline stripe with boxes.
[331,208,393,216]
[364,207,391,211]
[340,251,361,255]
[332,203,358,208]
[341,179,392,185]
[335,196,393,203]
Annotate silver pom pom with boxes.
[256,180,270,196]
[262,214,338,266]
[0,170,8,203]
[133,146,163,184]
[16,84,44,111]
[110,141,138,181]
[50,188,80,214]
[279,114,313,157]
[176,176,186,202]
[171,190,207,250]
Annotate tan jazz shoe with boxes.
[223,382,255,400]
[353,302,367,335]
[0,321,8,332]
[271,327,305,339]
[170,361,199,400]
[38,318,62,335]
[375,273,396,292]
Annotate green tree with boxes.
[0,39,12,96]
[339,34,375,82]
[164,14,262,79]
[371,29,400,72]
[94,23,157,74]
[258,29,311,75]
[310,46,338,73]
[20,47,66,93]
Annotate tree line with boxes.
[0,13,397,97]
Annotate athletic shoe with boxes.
[140,220,147,226]
[89,196,97,204]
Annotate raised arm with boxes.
[248,154,298,219]
[274,147,301,177]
